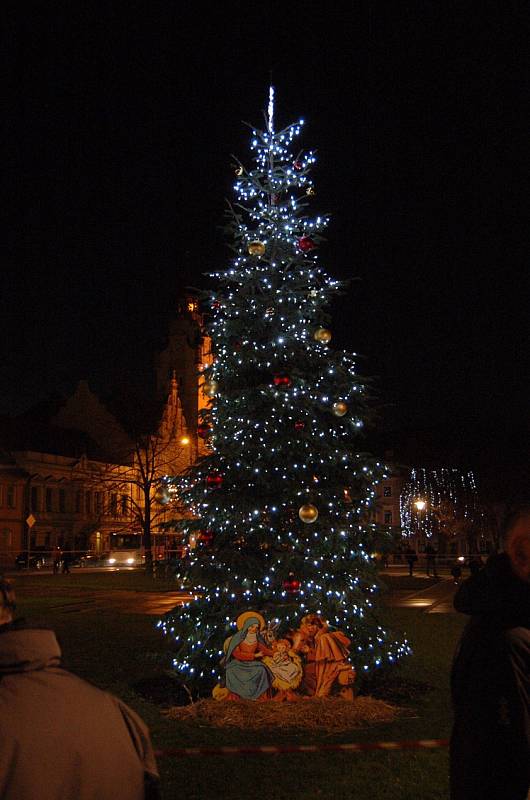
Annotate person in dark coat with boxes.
[0,577,160,800]
[466,554,484,576]
[424,542,438,577]
[404,546,417,576]
[450,510,530,800]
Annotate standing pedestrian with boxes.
[0,577,160,799]
[425,542,438,577]
[405,546,417,577]
[467,554,484,576]
[450,509,530,800]
[450,560,463,585]
[61,550,71,574]
[53,546,62,574]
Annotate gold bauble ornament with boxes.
[248,240,266,256]
[306,186,316,196]
[314,327,332,343]
[203,380,218,397]
[332,401,348,417]
[298,503,319,524]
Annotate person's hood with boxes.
[454,553,530,627]
[0,628,62,674]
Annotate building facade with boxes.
[0,297,205,568]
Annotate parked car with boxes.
[70,551,102,568]
[15,551,51,570]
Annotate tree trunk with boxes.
[143,489,154,577]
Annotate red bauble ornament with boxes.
[293,160,303,171]
[197,423,211,439]
[211,301,221,309]
[206,473,223,489]
[294,421,306,431]
[298,235,317,253]
[198,530,214,545]
[282,574,301,595]
[273,374,292,388]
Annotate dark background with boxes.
[3,4,529,492]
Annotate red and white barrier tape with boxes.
[155,738,449,758]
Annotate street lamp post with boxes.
[413,499,426,553]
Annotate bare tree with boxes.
[90,431,188,576]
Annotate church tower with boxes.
[155,290,212,457]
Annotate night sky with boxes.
[4,5,529,488]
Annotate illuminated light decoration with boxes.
[294,421,306,431]
[298,235,317,253]
[248,240,266,256]
[332,401,348,417]
[158,87,411,690]
[400,467,480,541]
[202,380,218,397]
[306,186,316,197]
[298,503,319,524]
[314,327,332,344]
[273,374,292,388]
[235,165,244,176]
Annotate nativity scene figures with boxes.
[213,611,356,702]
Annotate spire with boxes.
[170,369,178,406]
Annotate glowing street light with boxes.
[414,499,426,512]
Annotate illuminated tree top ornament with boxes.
[159,89,410,691]
[267,84,275,134]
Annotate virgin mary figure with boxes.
[224,611,274,701]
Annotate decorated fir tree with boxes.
[160,89,409,695]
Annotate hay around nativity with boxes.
[164,695,400,733]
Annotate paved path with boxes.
[19,586,191,615]
[386,578,458,614]
[43,583,458,617]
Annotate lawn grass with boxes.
[11,572,466,800]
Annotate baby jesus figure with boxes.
[263,639,303,702]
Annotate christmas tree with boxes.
[160,89,410,691]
